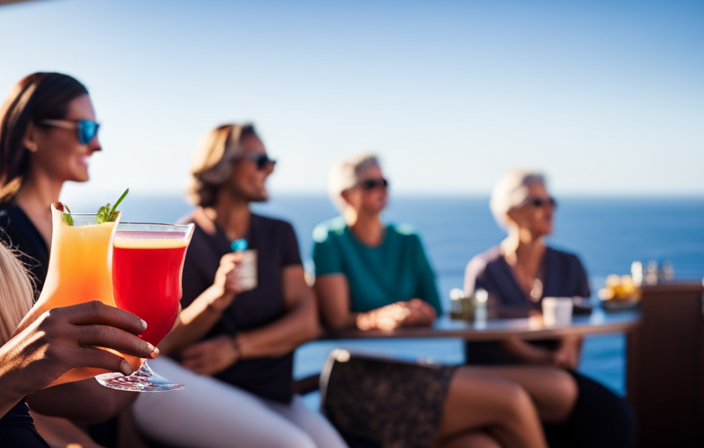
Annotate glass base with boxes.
[95,359,184,392]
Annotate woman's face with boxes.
[343,163,389,215]
[227,135,274,203]
[507,181,555,237]
[29,94,100,183]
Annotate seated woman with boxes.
[132,124,348,448]
[313,154,582,448]
[0,71,147,446]
[0,242,158,447]
[464,169,635,448]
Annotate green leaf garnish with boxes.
[63,213,74,226]
[96,188,129,224]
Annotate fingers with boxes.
[74,325,158,359]
[180,343,213,374]
[405,299,436,325]
[58,301,147,336]
[220,252,243,265]
[66,346,135,376]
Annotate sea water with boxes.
[72,193,704,402]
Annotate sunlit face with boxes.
[342,163,389,215]
[506,181,555,237]
[29,94,101,183]
[226,135,274,203]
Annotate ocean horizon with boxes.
[65,192,704,405]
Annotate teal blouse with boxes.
[312,217,443,314]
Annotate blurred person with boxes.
[0,242,159,447]
[132,124,348,448]
[0,72,140,446]
[463,169,635,448]
[312,154,583,448]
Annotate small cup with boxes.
[542,297,573,326]
[236,249,258,291]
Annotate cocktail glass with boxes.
[95,222,194,392]
[17,204,140,387]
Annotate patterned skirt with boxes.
[320,349,457,448]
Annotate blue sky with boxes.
[1,0,702,201]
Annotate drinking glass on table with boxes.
[95,222,194,392]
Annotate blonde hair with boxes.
[0,243,33,345]
[186,123,258,207]
[489,168,546,229]
[327,153,380,211]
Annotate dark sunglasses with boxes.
[524,196,557,208]
[37,119,100,145]
[237,153,277,170]
[359,178,389,191]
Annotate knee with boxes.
[550,369,579,419]
[273,429,318,448]
[501,381,535,420]
[465,431,503,448]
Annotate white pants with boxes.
[132,356,348,448]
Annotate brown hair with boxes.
[0,243,33,344]
[0,72,89,204]
[187,123,258,208]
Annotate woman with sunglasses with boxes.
[0,72,101,295]
[131,123,347,448]
[312,154,592,448]
[463,169,635,447]
[0,72,138,447]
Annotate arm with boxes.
[158,252,242,356]
[553,335,583,370]
[314,274,359,330]
[315,274,433,331]
[501,338,555,365]
[180,265,320,375]
[414,234,443,315]
[0,302,157,419]
[26,380,136,424]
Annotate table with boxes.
[325,309,640,341]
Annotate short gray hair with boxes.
[327,153,380,211]
[489,168,546,229]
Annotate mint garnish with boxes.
[96,188,129,224]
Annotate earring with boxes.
[26,144,38,153]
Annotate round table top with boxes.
[323,309,641,341]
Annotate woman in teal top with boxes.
[313,216,442,316]
[312,153,582,448]
[313,154,440,331]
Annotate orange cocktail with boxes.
[19,203,138,386]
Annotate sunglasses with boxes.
[37,119,100,145]
[236,153,277,170]
[359,178,389,191]
[524,196,557,208]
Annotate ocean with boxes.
[70,193,704,405]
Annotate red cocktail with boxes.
[113,234,187,345]
[96,222,193,392]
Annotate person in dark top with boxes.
[132,123,347,448]
[0,72,143,447]
[0,203,48,295]
[464,169,635,448]
[0,243,158,448]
